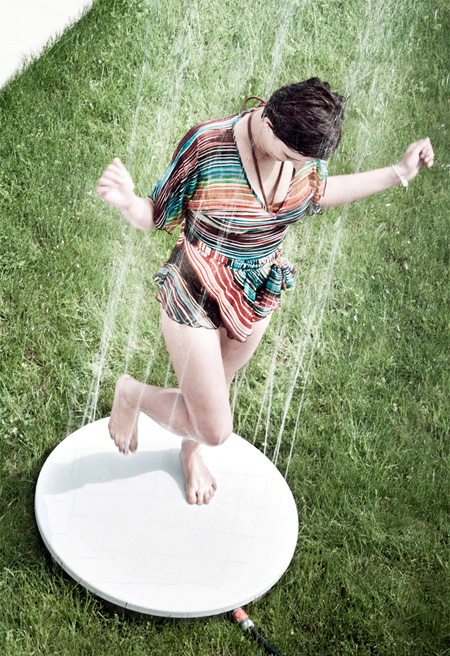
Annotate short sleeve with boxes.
[306,159,328,215]
[149,126,200,233]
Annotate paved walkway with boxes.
[1,0,93,89]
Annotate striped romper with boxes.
[150,110,328,342]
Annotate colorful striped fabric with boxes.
[150,110,328,341]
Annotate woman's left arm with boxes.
[321,137,434,208]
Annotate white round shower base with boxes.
[35,415,298,618]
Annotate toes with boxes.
[187,491,197,505]
[202,483,217,505]
[108,421,136,455]
[186,484,214,506]
[109,424,123,452]
[108,423,116,442]
[116,438,129,455]
[181,450,216,505]
[186,482,197,504]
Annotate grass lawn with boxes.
[0,0,449,654]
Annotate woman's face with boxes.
[262,117,311,170]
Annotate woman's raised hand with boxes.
[96,157,135,209]
[396,137,435,182]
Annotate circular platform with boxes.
[35,415,298,618]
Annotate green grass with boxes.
[1,0,449,654]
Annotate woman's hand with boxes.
[395,137,434,182]
[322,137,434,208]
[96,157,135,209]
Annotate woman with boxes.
[96,78,434,506]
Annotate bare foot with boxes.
[109,374,140,454]
[180,439,217,505]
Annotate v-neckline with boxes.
[231,111,295,216]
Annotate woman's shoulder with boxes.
[175,113,239,153]
[191,112,240,134]
[291,159,328,184]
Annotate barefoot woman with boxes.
[96,78,434,506]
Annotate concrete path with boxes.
[1,0,93,89]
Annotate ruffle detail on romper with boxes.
[154,230,296,342]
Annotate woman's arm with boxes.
[118,195,155,231]
[96,157,155,231]
[321,137,434,208]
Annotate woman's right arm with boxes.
[95,157,155,231]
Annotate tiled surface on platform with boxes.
[35,415,299,618]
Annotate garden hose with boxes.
[232,608,285,656]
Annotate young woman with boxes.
[96,78,434,506]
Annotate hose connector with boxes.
[232,608,254,631]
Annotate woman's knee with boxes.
[195,415,233,446]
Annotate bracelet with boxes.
[392,164,408,189]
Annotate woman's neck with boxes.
[246,108,270,160]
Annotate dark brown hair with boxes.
[263,78,346,159]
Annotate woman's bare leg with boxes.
[109,312,233,447]
[219,315,272,389]
[160,310,233,505]
[110,309,234,504]
[177,314,272,504]
[109,310,272,504]
[109,371,220,505]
